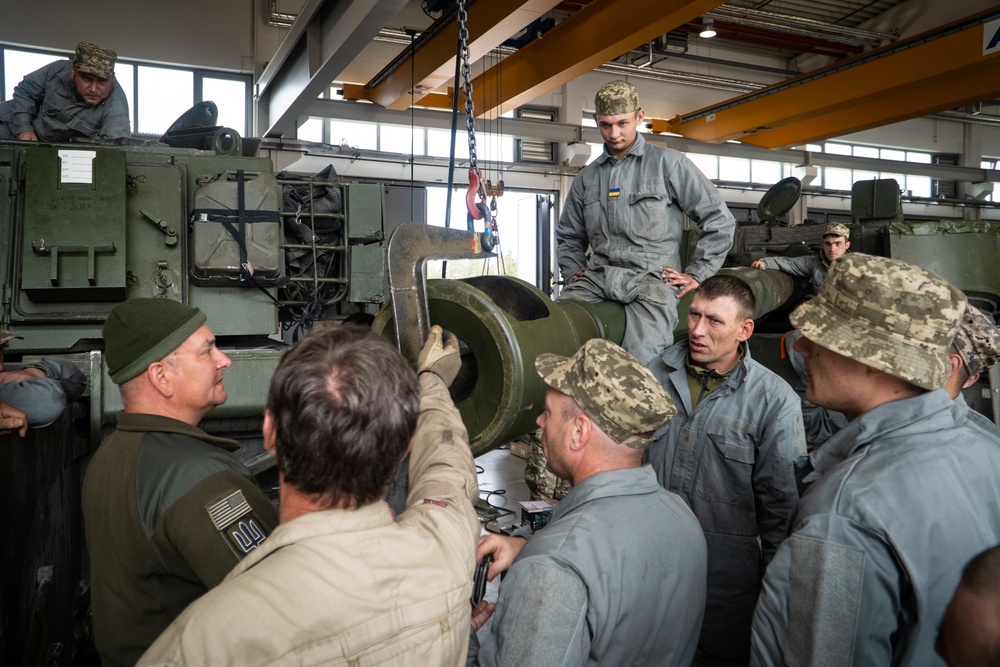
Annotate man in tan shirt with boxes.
[139,325,480,666]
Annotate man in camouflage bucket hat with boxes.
[944,303,1000,435]
[946,302,1000,391]
[752,254,1000,666]
[0,41,130,142]
[556,79,734,366]
[471,338,707,666]
[646,273,805,667]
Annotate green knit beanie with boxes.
[104,298,207,384]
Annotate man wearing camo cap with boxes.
[752,254,1000,666]
[751,222,852,292]
[945,303,1000,396]
[471,338,707,666]
[942,302,1000,438]
[556,79,735,366]
[0,41,130,142]
[756,222,854,449]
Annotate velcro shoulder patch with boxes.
[206,490,268,558]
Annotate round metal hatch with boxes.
[757,176,802,221]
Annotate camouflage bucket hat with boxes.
[0,328,23,347]
[952,304,1000,377]
[594,80,639,117]
[824,223,851,239]
[74,42,117,79]
[534,338,676,448]
[790,254,966,390]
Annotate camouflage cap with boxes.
[594,80,639,117]
[824,223,851,239]
[534,338,676,448]
[74,42,117,79]
[0,328,23,347]
[952,304,1000,377]
[790,253,966,390]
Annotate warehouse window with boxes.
[820,142,933,197]
[1,44,252,137]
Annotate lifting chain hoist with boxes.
[457,0,494,240]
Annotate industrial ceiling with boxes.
[256,0,1000,151]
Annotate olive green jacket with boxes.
[82,412,278,667]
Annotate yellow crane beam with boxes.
[668,9,1000,149]
[465,0,726,118]
[342,0,560,111]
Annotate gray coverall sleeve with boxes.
[753,401,806,564]
[37,359,87,402]
[555,176,590,282]
[759,255,816,279]
[98,88,132,139]
[672,156,735,281]
[7,63,55,136]
[476,559,590,667]
[751,513,899,667]
[0,358,87,428]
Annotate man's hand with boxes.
[0,403,28,437]
[16,131,38,142]
[751,260,767,270]
[660,266,700,299]
[471,599,496,631]
[477,534,526,581]
[417,325,461,386]
[566,267,586,285]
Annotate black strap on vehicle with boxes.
[191,169,288,313]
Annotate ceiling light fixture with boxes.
[699,18,717,39]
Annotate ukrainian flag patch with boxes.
[608,188,621,198]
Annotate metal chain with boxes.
[457,0,477,173]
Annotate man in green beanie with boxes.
[0,41,131,142]
[82,298,277,667]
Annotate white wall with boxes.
[0,0,297,74]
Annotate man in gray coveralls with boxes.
[752,254,1000,666]
[556,79,735,366]
[646,273,805,667]
[470,338,707,666]
[0,41,130,143]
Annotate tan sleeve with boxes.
[405,374,479,524]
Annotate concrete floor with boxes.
[474,445,531,533]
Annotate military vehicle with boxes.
[1,121,998,665]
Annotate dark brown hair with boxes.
[695,274,756,320]
[266,326,419,505]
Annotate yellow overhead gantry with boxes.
[459,0,725,118]
[346,0,726,118]
[342,0,560,111]
[666,8,1000,149]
